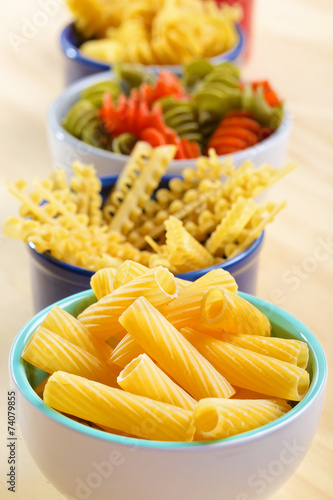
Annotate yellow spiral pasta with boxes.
[22,327,117,386]
[164,216,215,272]
[199,285,272,336]
[44,371,195,442]
[118,296,235,400]
[205,196,257,255]
[118,354,196,411]
[193,398,292,440]
[78,267,178,339]
[181,328,309,401]
[74,0,241,66]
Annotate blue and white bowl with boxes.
[60,23,244,84]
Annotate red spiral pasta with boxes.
[206,110,273,155]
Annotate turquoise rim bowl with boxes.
[9,289,327,449]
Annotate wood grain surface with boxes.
[1,0,332,498]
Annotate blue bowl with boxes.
[9,289,327,500]
[60,22,244,85]
[27,175,264,312]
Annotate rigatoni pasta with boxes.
[118,296,235,400]
[40,304,111,361]
[22,261,311,442]
[218,331,309,368]
[181,328,309,401]
[44,371,195,442]
[159,269,238,329]
[193,398,291,440]
[78,266,177,339]
[22,327,118,386]
[199,285,271,336]
[90,267,117,300]
[108,333,145,369]
[117,354,196,411]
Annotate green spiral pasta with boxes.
[81,121,114,150]
[241,83,284,129]
[62,100,113,150]
[182,60,240,91]
[181,59,215,92]
[114,61,155,93]
[112,133,138,155]
[157,96,203,146]
[190,62,242,119]
[62,100,99,139]
[81,80,122,107]
[197,111,221,148]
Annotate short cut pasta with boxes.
[22,261,310,442]
[44,371,195,442]
[118,296,235,400]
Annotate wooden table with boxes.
[1,0,332,498]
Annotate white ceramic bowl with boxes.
[47,71,292,177]
[10,290,327,500]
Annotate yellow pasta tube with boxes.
[219,332,309,368]
[199,286,271,336]
[78,267,178,340]
[118,354,196,411]
[181,328,309,401]
[90,267,117,300]
[108,333,145,368]
[40,305,111,361]
[112,260,149,290]
[118,297,235,400]
[159,269,238,329]
[22,327,118,386]
[44,371,195,442]
[193,398,292,440]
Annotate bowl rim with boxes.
[47,68,292,168]
[9,289,327,450]
[60,22,244,74]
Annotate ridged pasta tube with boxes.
[118,354,196,410]
[22,327,117,386]
[219,332,309,369]
[199,285,271,336]
[112,260,149,290]
[78,267,178,339]
[90,267,117,300]
[118,296,235,400]
[40,305,111,361]
[44,371,195,442]
[159,269,238,329]
[182,328,310,401]
[108,333,145,368]
[193,398,291,440]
